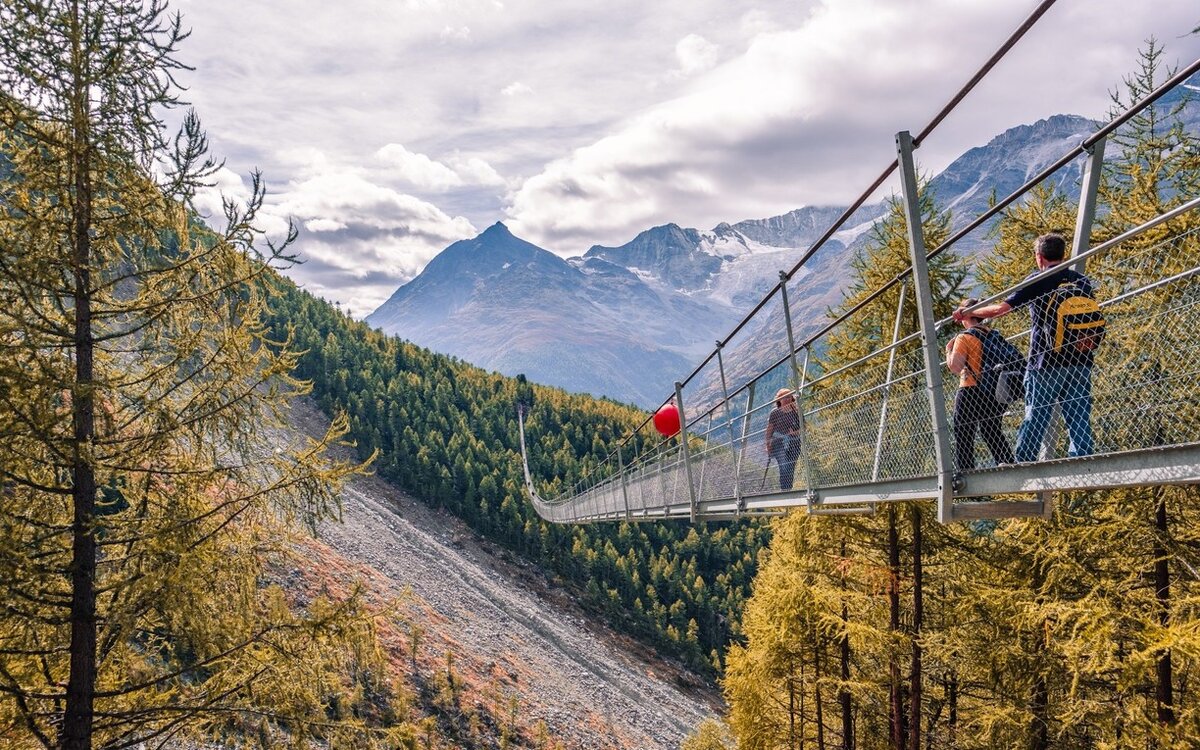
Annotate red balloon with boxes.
[653,403,681,437]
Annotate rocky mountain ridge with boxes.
[366,113,1106,407]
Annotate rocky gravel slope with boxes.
[291,400,722,749]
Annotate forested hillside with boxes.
[0,2,747,744]
[262,282,769,676]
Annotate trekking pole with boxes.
[760,456,772,490]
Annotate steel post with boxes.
[779,271,803,383]
[736,382,756,513]
[1071,136,1106,274]
[796,346,815,507]
[675,382,701,523]
[696,412,713,501]
[872,282,908,482]
[617,444,632,521]
[896,131,956,523]
[716,342,742,510]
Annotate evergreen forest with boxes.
[260,276,770,677]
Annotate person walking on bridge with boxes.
[946,298,1016,472]
[954,233,1097,461]
[765,388,802,491]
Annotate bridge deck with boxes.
[517,54,1200,526]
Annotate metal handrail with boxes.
[526,201,1200,516]
[684,53,1200,419]
[521,23,1200,518]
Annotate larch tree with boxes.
[0,1,402,748]
[813,178,963,750]
[1084,39,1200,745]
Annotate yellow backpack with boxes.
[1046,279,1106,353]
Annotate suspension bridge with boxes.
[518,5,1200,525]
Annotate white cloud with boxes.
[440,25,471,42]
[273,168,478,313]
[192,166,293,241]
[191,166,248,224]
[376,143,505,191]
[674,34,719,76]
[193,160,478,314]
[446,154,506,186]
[179,0,1200,291]
[377,143,466,190]
[739,9,777,37]
[304,218,347,232]
[275,170,475,239]
[505,0,1200,254]
[501,81,533,97]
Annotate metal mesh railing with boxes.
[948,228,1200,475]
[520,54,1200,524]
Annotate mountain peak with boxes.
[480,221,513,239]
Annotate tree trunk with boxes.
[1029,673,1048,750]
[1155,491,1175,725]
[1027,554,1049,750]
[947,669,958,749]
[889,505,904,750]
[815,645,826,750]
[789,655,797,750]
[841,539,854,750]
[909,506,923,750]
[800,654,807,750]
[62,6,97,747]
[64,199,98,750]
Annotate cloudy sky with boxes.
[175,0,1200,316]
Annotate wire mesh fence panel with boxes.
[519,65,1200,523]
[1092,255,1200,454]
[872,349,939,481]
[737,358,803,496]
[804,344,929,487]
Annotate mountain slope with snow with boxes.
[365,105,1185,407]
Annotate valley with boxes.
[288,400,722,749]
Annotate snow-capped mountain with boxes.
[366,107,1179,407]
[367,223,735,407]
[931,113,1095,237]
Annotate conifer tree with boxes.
[0,2,396,747]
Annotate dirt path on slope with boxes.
[291,400,723,749]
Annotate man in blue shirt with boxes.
[953,233,1095,462]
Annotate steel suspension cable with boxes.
[633,0,1064,428]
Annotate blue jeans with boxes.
[770,436,800,491]
[1014,365,1094,462]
